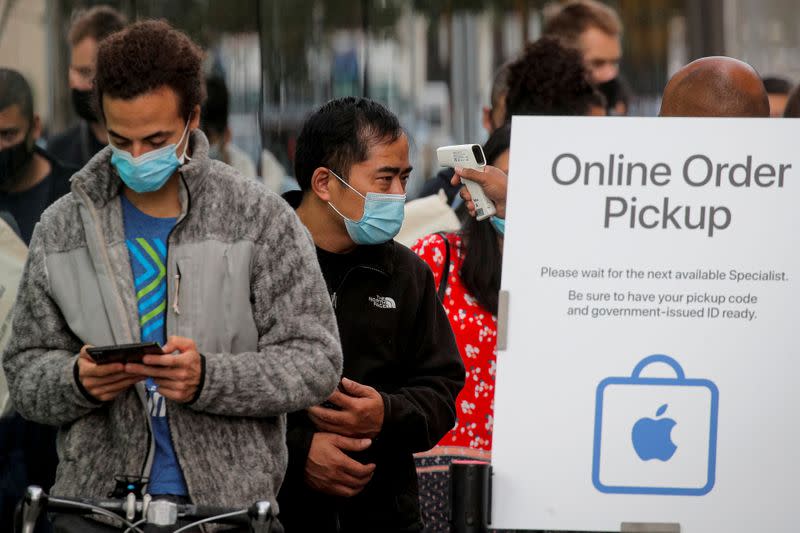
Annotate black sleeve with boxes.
[284,410,316,484]
[374,264,465,454]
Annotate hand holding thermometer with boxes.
[437,144,497,221]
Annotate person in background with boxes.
[455,54,772,231]
[761,76,793,117]
[279,96,464,532]
[659,56,769,118]
[783,83,800,118]
[413,39,599,532]
[0,67,72,533]
[504,37,598,118]
[418,61,512,204]
[543,0,623,88]
[200,75,258,179]
[411,124,509,531]
[0,69,75,244]
[47,5,126,168]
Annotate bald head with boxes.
[660,57,769,117]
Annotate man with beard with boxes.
[0,67,74,533]
[47,6,126,167]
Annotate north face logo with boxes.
[369,296,396,309]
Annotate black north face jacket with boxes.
[279,191,465,532]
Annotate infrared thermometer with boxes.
[437,144,497,220]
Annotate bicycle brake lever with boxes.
[248,501,279,533]
[22,486,47,533]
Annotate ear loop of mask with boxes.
[178,119,192,162]
[326,169,366,222]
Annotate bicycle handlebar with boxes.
[15,486,283,533]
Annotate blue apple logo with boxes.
[631,404,677,461]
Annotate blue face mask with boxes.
[490,215,505,235]
[110,121,190,193]
[327,169,406,245]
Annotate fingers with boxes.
[308,405,350,427]
[153,379,196,403]
[326,390,357,409]
[338,456,377,480]
[331,435,373,453]
[83,371,141,389]
[339,377,370,397]
[90,376,143,402]
[140,353,175,367]
[455,165,487,185]
[125,361,182,377]
[78,356,125,378]
[162,336,195,354]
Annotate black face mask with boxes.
[0,138,34,191]
[71,88,98,122]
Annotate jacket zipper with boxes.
[329,263,387,531]
[72,184,156,488]
[140,174,192,486]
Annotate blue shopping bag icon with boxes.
[592,354,719,496]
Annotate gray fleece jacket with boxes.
[2,130,342,513]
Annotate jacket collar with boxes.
[70,129,212,208]
[282,189,396,277]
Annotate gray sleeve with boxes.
[189,198,343,417]
[2,226,101,425]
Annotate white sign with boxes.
[492,117,800,532]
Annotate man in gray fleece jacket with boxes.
[3,20,342,531]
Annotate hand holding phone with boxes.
[77,345,146,402]
[437,144,497,220]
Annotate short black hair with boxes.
[294,96,403,192]
[762,76,792,95]
[0,68,33,124]
[201,76,229,135]
[94,20,205,121]
[505,37,596,117]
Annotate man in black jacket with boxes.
[279,96,464,532]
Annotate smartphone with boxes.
[86,342,164,365]
[437,144,497,221]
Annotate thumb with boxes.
[340,377,370,397]
[455,166,487,185]
[162,336,190,354]
[334,435,373,452]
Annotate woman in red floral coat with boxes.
[412,124,510,531]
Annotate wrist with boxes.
[73,360,104,405]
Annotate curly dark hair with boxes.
[93,20,205,121]
[504,36,595,117]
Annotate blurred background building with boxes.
[1,0,798,196]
